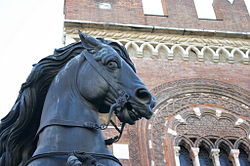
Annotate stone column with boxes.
[229,149,240,166]
[210,149,221,166]
[191,147,200,166]
[174,146,181,166]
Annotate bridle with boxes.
[24,49,132,166]
[82,49,130,144]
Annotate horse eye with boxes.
[107,61,118,69]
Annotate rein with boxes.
[24,105,125,166]
[24,102,125,166]
[22,151,122,166]
[26,50,130,165]
[81,50,130,145]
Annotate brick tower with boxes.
[63,0,250,165]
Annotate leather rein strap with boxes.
[82,50,125,98]
[22,151,122,166]
[25,50,129,165]
[82,50,129,144]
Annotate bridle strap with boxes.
[104,121,126,145]
[36,118,101,136]
[35,117,125,145]
[81,50,130,144]
[82,50,125,97]
[22,151,122,166]
[23,46,130,166]
[36,50,129,144]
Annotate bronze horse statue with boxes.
[0,31,155,166]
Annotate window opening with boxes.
[219,148,233,166]
[244,0,250,15]
[142,0,165,16]
[227,0,235,4]
[193,0,216,19]
[179,145,193,166]
[199,147,213,166]
[239,147,250,166]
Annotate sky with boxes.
[0,0,249,119]
[0,0,64,119]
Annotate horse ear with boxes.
[78,30,102,49]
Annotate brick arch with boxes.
[195,137,214,150]
[131,78,250,166]
[235,138,250,162]
[234,138,250,150]
[175,136,194,149]
[175,110,248,137]
[215,138,234,151]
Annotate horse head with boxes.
[77,31,156,125]
[0,31,156,166]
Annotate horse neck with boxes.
[40,57,100,125]
[35,64,110,155]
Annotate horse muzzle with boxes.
[115,88,156,125]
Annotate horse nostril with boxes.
[135,88,151,104]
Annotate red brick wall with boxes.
[64,1,250,165]
[65,0,250,32]
[101,58,250,166]
[132,58,250,91]
[65,0,145,25]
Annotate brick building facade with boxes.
[63,0,250,165]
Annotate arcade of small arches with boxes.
[63,29,250,166]
[64,29,250,65]
[174,136,250,166]
[148,107,250,166]
[131,79,250,166]
[173,108,250,166]
[124,42,250,65]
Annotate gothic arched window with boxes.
[146,79,250,166]
[198,146,213,166]
[179,145,193,166]
[219,147,233,166]
[239,146,250,166]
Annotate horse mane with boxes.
[0,38,135,166]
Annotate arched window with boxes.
[239,147,250,166]
[179,145,193,166]
[219,147,233,166]
[198,147,213,166]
